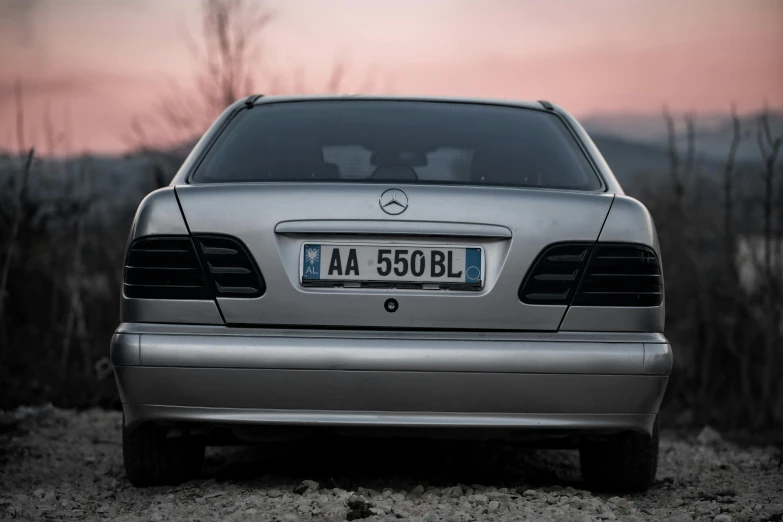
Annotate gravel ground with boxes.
[0,406,781,521]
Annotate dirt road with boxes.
[1,406,781,521]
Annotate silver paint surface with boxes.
[176,183,614,329]
[115,322,669,343]
[275,220,512,238]
[110,333,140,366]
[110,332,673,375]
[123,405,656,434]
[115,366,667,417]
[643,343,674,375]
[121,298,223,325]
[115,96,670,435]
[127,187,187,239]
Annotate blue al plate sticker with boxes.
[302,244,322,280]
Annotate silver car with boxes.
[112,96,670,491]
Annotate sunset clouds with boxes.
[1,0,781,153]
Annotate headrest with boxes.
[370,165,419,181]
[371,150,428,167]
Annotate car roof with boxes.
[248,94,555,113]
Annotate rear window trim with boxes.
[184,99,607,193]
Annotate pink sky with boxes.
[1,0,781,154]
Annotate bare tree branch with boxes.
[684,112,696,179]
[663,105,684,205]
[0,148,35,328]
[754,102,783,425]
[131,0,377,148]
[14,79,25,156]
[723,102,743,277]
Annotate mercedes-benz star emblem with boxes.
[379,189,409,215]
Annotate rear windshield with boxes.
[192,100,602,190]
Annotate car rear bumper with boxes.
[111,324,672,436]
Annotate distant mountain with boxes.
[588,134,673,188]
[583,111,783,163]
[2,115,776,210]
[582,112,728,142]
[0,147,189,216]
[587,132,745,192]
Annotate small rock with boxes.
[33,489,45,500]
[488,500,500,511]
[610,496,630,509]
[391,505,412,518]
[411,485,424,495]
[96,504,109,513]
[444,485,462,498]
[471,494,489,505]
[572,498,592,510]
[714,515,732,522]
[268,490,284,498]
[303,480,319,491]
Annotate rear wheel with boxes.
[123,420,205,487]
[579,418,659,492]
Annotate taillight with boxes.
[123,237,211,299]
[192,235,265,298]
[518,243,593,305]
[123,235,265,300]
[573,243,663,306]
[519,242,663,307]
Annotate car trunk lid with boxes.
[176,183,613,330]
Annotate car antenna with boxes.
[244,94,264,109]
[538,100,555,110]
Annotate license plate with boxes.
[301,243,483,289]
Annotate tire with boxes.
[579,417,659,493]
[123,420,206,487]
